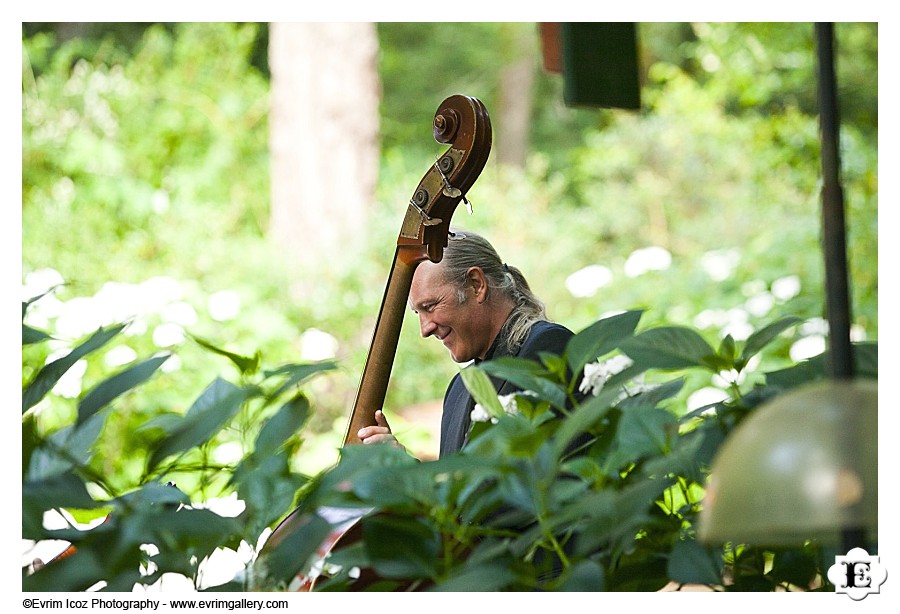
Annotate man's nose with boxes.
[419,314,437,338]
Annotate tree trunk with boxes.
[268,23,380,267]
[496,25,538,169]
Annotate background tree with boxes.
[267,22,380,268]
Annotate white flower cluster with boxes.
[581,355,662,404]
[579,355,634,397]
[470,392,525,424]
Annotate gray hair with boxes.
[440,229,547,353]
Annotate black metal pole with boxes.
[816,22,865,554]
[816,22,854,381]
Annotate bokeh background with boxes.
[21,21,877,505]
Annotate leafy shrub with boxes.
[22,283,878,591]
[22,290,335,591]
[253,310,877,591]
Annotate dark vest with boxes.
[439,320,574,457]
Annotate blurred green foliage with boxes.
[22,297,336,590]
[22,22,877,589]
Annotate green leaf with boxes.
[322,443,419,507]
[574,480,669,558]
[479,357,568,410]
[854,342,878,377]
[459,365,504,417]
[22,472,101,538]
[77,353,169,425]
[566,309,644,374]
[114,481,189,509]
[497,471,539,515]
[22,288,60,319]
[615,378,685,410]
[150,506,242,545]
[232,452,306,535]
[718,334,736,364]
[135,412,183,437]
[619,326,718,371]
[23,323,52,345]
[22,413,40,481]
[263,361,338,398]
[737,316,801,370]
[642,427,714,484]
[606,553,670,591]
[612,405,677,462]
[768,548,819,587]
[433,560,517,591]
[23,324,127,413]
[764,341,878,389]
[191,334,261,375]
[557,559,606,591]
[363,513,440,579]
[184,376,250,417]
[26,410,108,481]
[256,511,334,586]
[552,393,614,458]
[666,539,722,586]
[254,393,310,457]
[539,351,569,382]
[148,378,251,470]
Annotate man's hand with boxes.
[357,410,405,450]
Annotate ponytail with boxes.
[441,230,547,353]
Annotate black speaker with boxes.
[559,22,641,110]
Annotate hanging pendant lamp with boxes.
[697,379,877,545]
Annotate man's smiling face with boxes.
[409,260,495,363]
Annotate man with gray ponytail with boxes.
[358,229,576,457]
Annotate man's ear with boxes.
[466,266,488,303]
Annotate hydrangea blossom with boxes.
[579,354,634,397]
[470,403,493,424]
[470,392,525,424]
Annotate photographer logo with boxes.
[827,547,887,600]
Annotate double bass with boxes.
[259,94,491,590]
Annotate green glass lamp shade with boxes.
[698,379,877,545]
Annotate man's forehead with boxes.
[412,260,445,284]
[410,261,448,303]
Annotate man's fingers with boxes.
[358,411,403,449]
